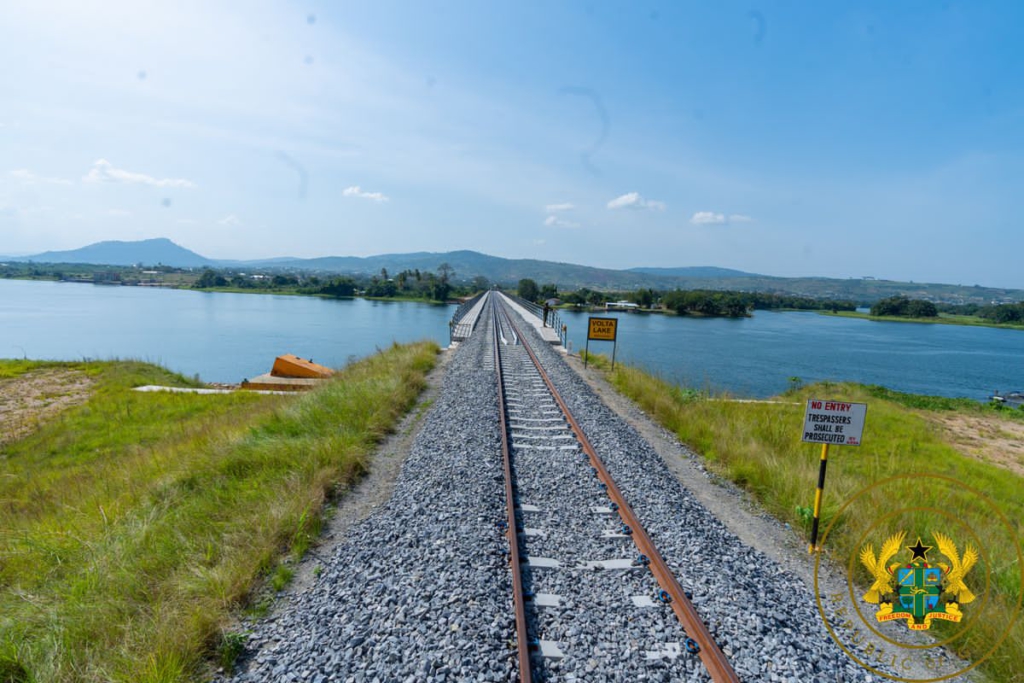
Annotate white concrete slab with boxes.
[534,593,562,607]
[526,556,561,569]
[645,643,682,661]
[133,385,292,396]
[601,530,630,539]
[538,641,566,659]
[582,558,636,570]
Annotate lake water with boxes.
[557,307,1023,400]
[0,280,453,384]
[2,280,1021,399]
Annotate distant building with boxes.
[606,300,638,310]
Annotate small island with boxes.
[823,295,1024,330]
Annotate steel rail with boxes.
[491,302,534,683]
[495,296,740,683]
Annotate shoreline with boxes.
[819,309,1024,331]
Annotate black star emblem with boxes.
[907,537,932,562]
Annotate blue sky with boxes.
[1,1,1022,287]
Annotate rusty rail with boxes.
[495,296,740,683]
[491,303,533,683]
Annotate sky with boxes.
[1,1,1022,287]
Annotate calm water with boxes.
[0,280,453,383]
[2,280,1021,399]
[558,307,1023,400]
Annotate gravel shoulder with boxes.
[266,347,453,600]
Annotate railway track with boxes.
[490,294,740,682]
[225,290,882,683]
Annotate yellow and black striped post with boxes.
[808,443,830,553]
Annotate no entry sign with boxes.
[802,399,867,446]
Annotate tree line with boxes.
[516,278,855,318]
[939,301,1024,324]
[193,263,482,302]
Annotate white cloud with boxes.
[9,169,72,185]
[83,159,196,189]
[690,211,754,225]
[545,202,574,213]
[544,215,580,229]
[106,208,132,217]
[607,192,665,211]
[342,185,389,202]
[690,211,727,225]
[176,218,198,225]
[218,214,242,226]
[532,238,547,246]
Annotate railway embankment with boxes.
[223,293,982,682]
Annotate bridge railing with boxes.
[449,290,487,343]
[500,291,567,346]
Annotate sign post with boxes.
[802,399,868,553]
[585,317,618,369]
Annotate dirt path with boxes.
[0,368,94,446]
[927,412,1024,476]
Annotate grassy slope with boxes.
[589,354,1023,683]
[0,342,438,683]
[822,310,1024,331]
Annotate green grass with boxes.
[586,353,1024,682]
[822,310,1024,330]
[0,342,438,682]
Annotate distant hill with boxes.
[627,266,760,278]
[14,238,1024,305]
[257,250,673,290]
[18,238,212,268]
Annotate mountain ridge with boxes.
[18,238,213,268]
[10,238,1024,304]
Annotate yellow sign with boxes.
[588,317,618,341]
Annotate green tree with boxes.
[518,278,540,302]
[319,277,356,297]
[472,275,490,292]
[431,280,451,301]
[871,295,910,316]
[539,283,558,301]
[906,300,938,318]
[194,268,227,289]
[632,288,654,308]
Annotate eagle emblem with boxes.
[858,531,977,630]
